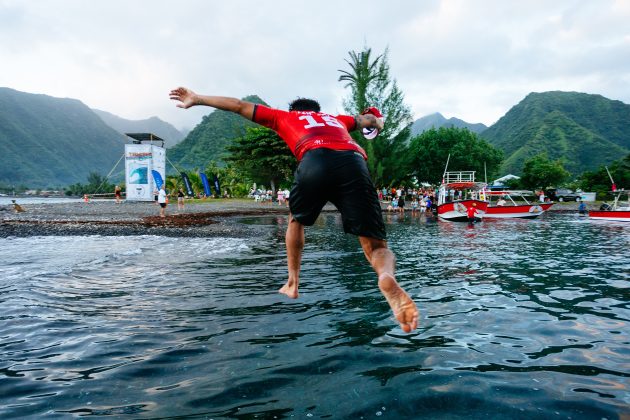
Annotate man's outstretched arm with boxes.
[169,87,255,120]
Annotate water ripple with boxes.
[0,214,628,418]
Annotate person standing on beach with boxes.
[114,185,122,204]
[170,87,419,333]
[283,188,290,208]
[177,188,185,211]
[157,185,167,218]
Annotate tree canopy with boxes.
[519,153,570,190]
[226,127,296,192]
[64,172,115,196]
[339,47,413,186]
[407,127,503,185]
[577,153,630,197]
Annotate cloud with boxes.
[0,0,628,130]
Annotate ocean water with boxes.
[0,213,628,419]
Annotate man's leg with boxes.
[359,236,419,333]
[279,214,304,299]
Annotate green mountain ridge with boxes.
[2,88,628,188]
[167,95,268,170]
[481,91,630,175]
[0,87,128,188]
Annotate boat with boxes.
[437,171,489,222]
[588,189,630,221]
[484,190,554,219]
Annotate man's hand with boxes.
[169,87,199,109]
[357,107,384,131]
[356,113,384,131]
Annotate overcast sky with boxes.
[1,0,629,132]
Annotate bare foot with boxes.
[279,280,299,299]
[378,273,419,332]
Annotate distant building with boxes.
[488,174,521,191]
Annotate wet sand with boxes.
[0,198,586,238]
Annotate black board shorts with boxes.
[289,148,386,240]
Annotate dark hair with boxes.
[288,98,320,112]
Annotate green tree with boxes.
[520,153,570,190]
[165,175,183,196]
[226,127,296,193]
[186,171,204,196]
[205,160,252,198]
[63,172,114,196]
[338,47,413,186]
[577,153,630,198]
[407,127,503,185]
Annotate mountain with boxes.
[168,95,268,170]
[0,88,128,188]
[411,112,487,136]
[481,91,630,175]
[93,109,184,148]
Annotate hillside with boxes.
[168,95,267,170]
[93,109,184,148]
[0,88,128,188]
[482,91,630,175]
[411,112,487,136]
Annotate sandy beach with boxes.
[0,198,586,238]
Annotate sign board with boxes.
[124,144,166,201]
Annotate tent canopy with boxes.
[125,133,165,147]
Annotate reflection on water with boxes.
[0,213,628,418]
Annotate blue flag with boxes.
[213,175,221,197]
[181,173,194,196]
[151,170,164,190]
[200,173,212,197]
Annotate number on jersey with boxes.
[298,114,344,129]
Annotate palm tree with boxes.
[165,175,182,197]
[338,47,413,186]
[338,48,385,114]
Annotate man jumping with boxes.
[170,87,418,332]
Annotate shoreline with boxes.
[0,198,587,238]
[0,199,292,238]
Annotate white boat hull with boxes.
[485,203,553,219]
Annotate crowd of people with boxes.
[381,186,438,215]
[248,185,440,216]
[249,187,290,207]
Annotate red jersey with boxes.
[252,104,367,161]
[467,206,478,218]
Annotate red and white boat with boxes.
[437,171,489,222]
[485,190,554,219]
[589,190,630,221]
